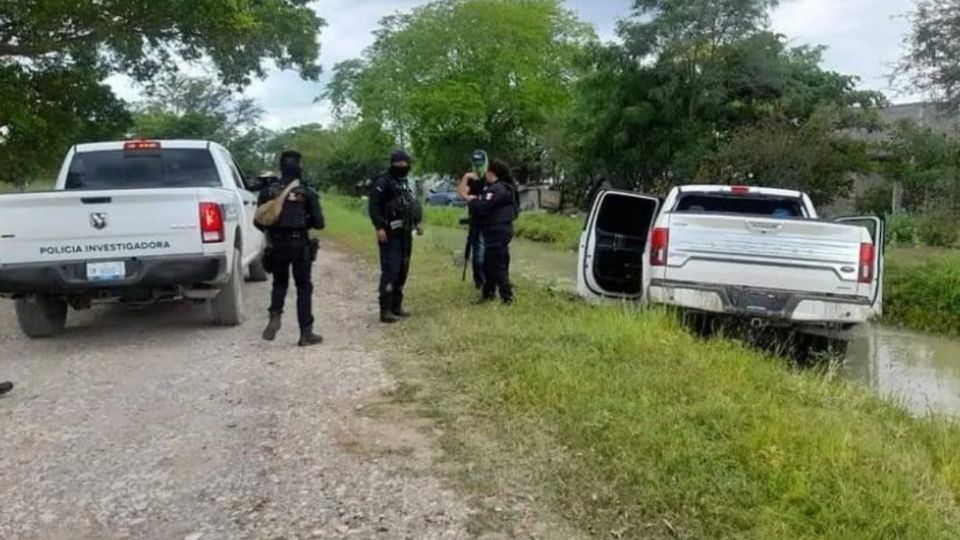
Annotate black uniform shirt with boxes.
[468,180,516,228]
[369,172,420,231]
[257,178,324,232]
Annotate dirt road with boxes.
[0,246,471,539]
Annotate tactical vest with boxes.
[269,181,310,230]
[384,179,420,226]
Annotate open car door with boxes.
[835,216,885,316]
[578,190,661,301]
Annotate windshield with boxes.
[65,149,221,190]
[674,193,805,218]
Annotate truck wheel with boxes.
[211,248,244,326]
[247,254,269,282]
[15,297,68,339]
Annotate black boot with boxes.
[0,381,12,396]
[392,303,411,319]
[262,312,282,341]
[298,328,323,347]
[381,310,400,324]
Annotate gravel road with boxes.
[0,246,471,540]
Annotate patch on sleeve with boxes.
[486,193,494,201]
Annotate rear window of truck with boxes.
[674,194,804,218]
[65,149,220,190]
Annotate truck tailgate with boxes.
[0,189,208,266]
[665,214,866,296]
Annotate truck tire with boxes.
[15,297,68,339]
[211,248,244,326]
[247,254,269,282]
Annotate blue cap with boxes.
[471,149,488,164]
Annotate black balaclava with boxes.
[389,149,412,180]
[280,150,303,180]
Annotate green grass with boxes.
[323,194,960,539]
[421,205,584,250]
[885,247,960,336]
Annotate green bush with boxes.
[917,213,959,248]
[887,214,920,246]
[515,213,583,250]
[885,249,960,335]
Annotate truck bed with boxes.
[662,213,868,297]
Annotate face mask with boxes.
[281,165,302,179]
[391,165,411,179]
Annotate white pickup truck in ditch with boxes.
[578,185,883,341]
[0,140,267,338]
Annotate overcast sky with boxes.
[110,0,919,130]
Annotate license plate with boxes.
[86,261,126,282]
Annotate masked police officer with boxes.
[466,159,519,304]
[369,150,423,323]
[258,150,325,347]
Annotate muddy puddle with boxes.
[845,326,960,417]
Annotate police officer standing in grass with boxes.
[458,150,489,289]
[369,150,423,324]
[257,150,325,347]
[466,159,519,304]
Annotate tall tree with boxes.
[326,0,594,181]
[0,1,325,186]
[901,0,960,111]
[132,74,270,176]
[563,0,882,203]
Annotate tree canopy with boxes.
[327,0,594,180]
[562,0,883,203]
[0,0,325,186]
[132,74,270,177]
[901,0,960,111]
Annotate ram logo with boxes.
[90,212,108,230]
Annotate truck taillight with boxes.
[730,185,751,195]
[650,228,669,266]
[859,242,875,283]
[123,140,161,151]
[200,202,225,243]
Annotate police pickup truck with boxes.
[0,140,267,338]
[578,185,883,342]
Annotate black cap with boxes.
[280,150,302,166]
[471,149,488,164]
[390,149,412,164]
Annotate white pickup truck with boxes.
[578,185,883,339]
[0,139,267,338]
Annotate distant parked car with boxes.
[427,183,465,207]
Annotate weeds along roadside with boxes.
[322,194,960,539]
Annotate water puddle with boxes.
[845,326,960,417]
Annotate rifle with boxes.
[461,218,474,282]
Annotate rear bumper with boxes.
[0,255,228,297]
[648,279,877,325]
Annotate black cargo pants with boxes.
[378,229,413,312]
[481,224,513,302]
[267,239,315,330]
